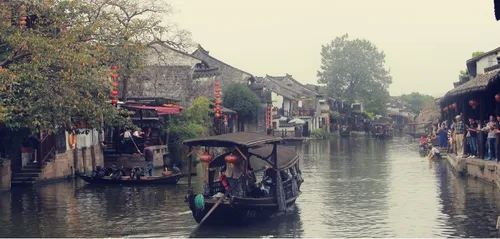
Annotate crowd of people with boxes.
[421,114,500,161]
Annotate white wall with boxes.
[476,54,496,75]
[283,98,291,113]
[271,92,283,109]
[70,129,100,150]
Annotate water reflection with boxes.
[1,137,500,237]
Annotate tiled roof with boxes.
[192,67,220,79]
[445,70,500,97]
[192,45,254,78]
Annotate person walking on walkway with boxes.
[454,115,465,158]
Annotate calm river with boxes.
[2,137,500,237]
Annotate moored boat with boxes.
[374,123,394,139]
[183,132,303,226]
[76,172,186,185]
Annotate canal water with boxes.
[2,137,500,238]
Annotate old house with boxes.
[440,47,500,158]
[128,43,220,106]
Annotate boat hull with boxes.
[76,173,183,185]
[187,195,298,225]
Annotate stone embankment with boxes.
[446,154,500,189]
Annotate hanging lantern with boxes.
[225,153,239,167]
[113,82,119,87]
[214,82,220,87]
[215,88,220,93]
[215,94,220,99]
[495,94,500,102]
[111,90,118,96]
[112,73,119,79]
[469,99,479,109]
[215,112,220,118]
[215,106,220,112]
[111,99,118,105]
[199,151,212,164]
[111,65,118,70]
[452,103,457,109]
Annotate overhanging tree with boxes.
[222,83,261,125]
[317,34,392,114]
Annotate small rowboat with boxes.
[76,172,186,185]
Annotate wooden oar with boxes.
[188,189,231,238]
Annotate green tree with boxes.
[222,83,261,123]
[398,92,434,115]
[0,1,131,134]
[317,34,392,114]
[472,51,485,58]
[166,96,212,143]
[458,51,485,80]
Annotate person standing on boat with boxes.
[138,141,154,176]
[438,124,448,149]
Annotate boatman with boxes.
[138,141,154,177]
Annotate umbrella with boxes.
[289,118,305,125]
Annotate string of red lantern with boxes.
[266,105,271,129]
[214,81,221,118]
[110,65,119,106]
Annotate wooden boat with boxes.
[76,172,186,185]
[339,131,350,138]
[183,132,303,226]
[374,123,394,139]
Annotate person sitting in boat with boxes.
[261,165,276,196]
[419,136,426,145]
[428,146,441,159]
[222,156,245,197]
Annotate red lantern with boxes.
[111,65,118,70]
[215,94,220,99]
[215,112,220,118]
[112,82,119,87]
[111,90,118,96]
[215,101,220,105]
[452,103,457,109]
[225,153,239,164]
[215,88,220,93]
[199,152,213,164]
[112,73,119,79]
[495,94,500,102]
[443,107,448,112]
[111,99,118,105]
[469,99,479,109]
[214,82,220,87]
[215,106,220,111]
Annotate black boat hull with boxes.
[187,195,298,225]
[76,173,183,185]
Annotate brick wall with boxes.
[38,145,104,181]
[1,159,11,192]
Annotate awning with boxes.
[123,105,182,115]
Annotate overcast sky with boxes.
[167,0,499,97]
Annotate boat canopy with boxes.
[183,132,281,148]
[207,144,299,171]
[249,145,299,170]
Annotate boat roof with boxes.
[249,145,299,170]
[183,132,281,148]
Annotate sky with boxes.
[166,0,500,97]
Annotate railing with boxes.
[38,133,56,166]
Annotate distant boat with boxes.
[76,172,186,185]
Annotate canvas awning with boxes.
[123,105,182,115]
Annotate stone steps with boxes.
[11,161,44,186]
